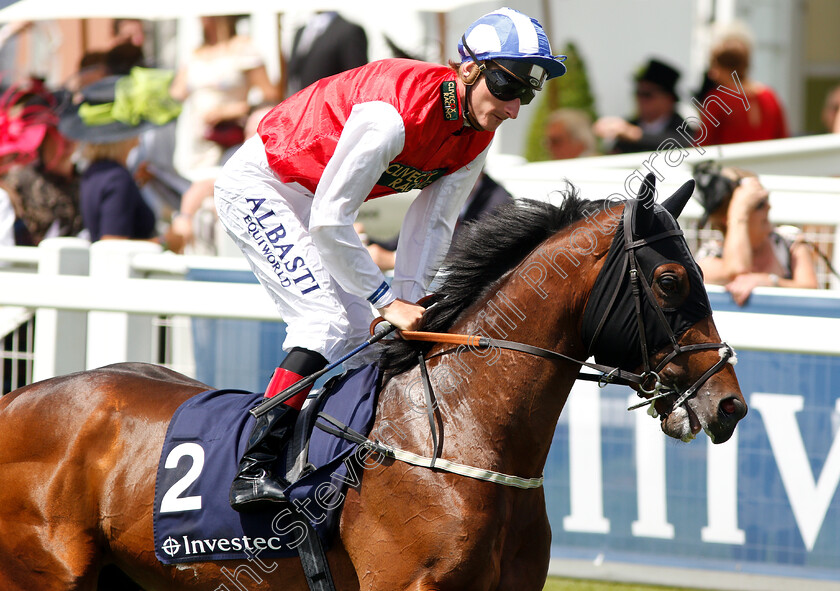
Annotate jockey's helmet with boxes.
[458,7,566,95]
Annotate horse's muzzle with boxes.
[709,395,748,443]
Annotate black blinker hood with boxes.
[581,176,712,371]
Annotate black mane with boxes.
[379,186,612,375]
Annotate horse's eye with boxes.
[659,275,679,293]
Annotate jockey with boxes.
[215,6,567,512]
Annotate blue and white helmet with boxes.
[458,7,567,85]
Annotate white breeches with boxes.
[214,135,377,365]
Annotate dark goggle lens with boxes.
[493,59,548,90]
[484,69,535,105]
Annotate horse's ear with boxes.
[661,179,696,219]
[634,173,657,234]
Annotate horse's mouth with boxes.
[655,395,703,442]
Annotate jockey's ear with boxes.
[460,60,482,85]
[661,179,696,219]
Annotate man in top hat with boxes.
[594,57,689,154]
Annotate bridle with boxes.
[594,197,735,412]
[317,195,737,490]
[402,198,736,417]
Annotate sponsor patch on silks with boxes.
[440,80,458,121]
[377,162,446,193]
[153,365,380,564]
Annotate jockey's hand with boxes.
[377,298,426,332]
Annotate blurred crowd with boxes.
[0,13,369,253]
[0,13,835,307]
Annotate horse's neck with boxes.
[385,216,613,478]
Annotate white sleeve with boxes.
[309,101,405,308]
[391,145,490,303]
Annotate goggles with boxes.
[461,35,546,105]
[484,65,536,105]
[493,59,548,90]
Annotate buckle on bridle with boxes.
[638,370,662,396]
[598,367,619,388]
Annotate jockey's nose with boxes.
[505,99,521,119]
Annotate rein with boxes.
[399,330,735,412]
[399,330,648,388]
[359,326,729,490]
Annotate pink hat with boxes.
[0,79,60,168]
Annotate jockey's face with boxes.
[461,61,522,131]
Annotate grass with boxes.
[544,578,697,591]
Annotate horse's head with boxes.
[582,174,746,443]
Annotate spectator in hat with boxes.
[0,78,83,246]
[692,162,817,305]
[59,67,182,243]
[694,22,788,146]
[593,58,688,154]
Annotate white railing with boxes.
[1,150,838,392]
[0,238,281,392]
[495,133,840,178]
[498,170,840,290]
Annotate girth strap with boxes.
[296,520,337,591]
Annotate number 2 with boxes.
[160,442,204,513]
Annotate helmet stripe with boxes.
[496,8,540,54]
[465,24,502,56]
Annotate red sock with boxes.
[264,367,311,409]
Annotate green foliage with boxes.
[524,41,598,162]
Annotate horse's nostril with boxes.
[719,396,747,420]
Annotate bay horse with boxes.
[0,177,746,590]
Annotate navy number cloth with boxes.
[153,365,380,564]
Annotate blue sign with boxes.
[545,287,840,582]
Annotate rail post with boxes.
[86,240,162,370]
[32,238,91,382]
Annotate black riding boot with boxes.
[229,403,297,512]
[229,347,327,513]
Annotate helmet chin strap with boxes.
[459,56,487,132]
[462,80,485,131]
[459,35,494,132]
